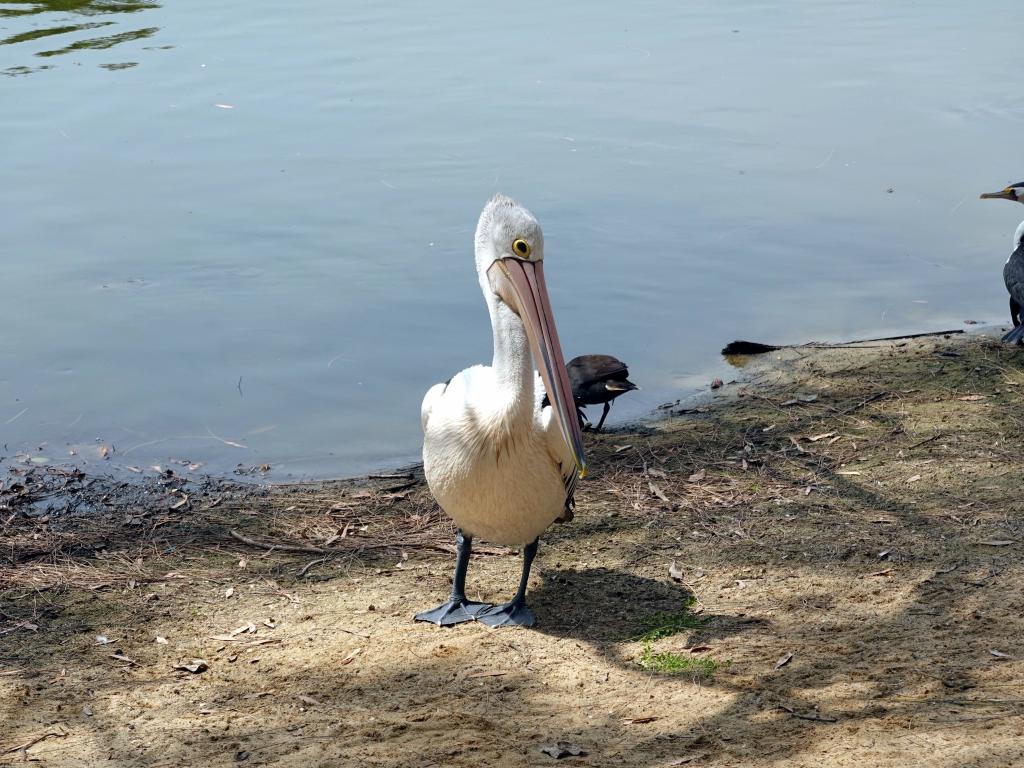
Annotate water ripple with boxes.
[0,0,161,75]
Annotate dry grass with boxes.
[0,467,471,595]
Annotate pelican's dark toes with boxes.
[477,601,535,628]
[415,600,491,626]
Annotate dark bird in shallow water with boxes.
[980,183,1024,344]
[545,354,639,431]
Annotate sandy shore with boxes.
[3,330,1024,767]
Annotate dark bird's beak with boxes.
[980,188,1017,201]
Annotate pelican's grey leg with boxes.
[415,530,491,626]
[478,538,538,628]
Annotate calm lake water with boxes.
[2,1,1023,478]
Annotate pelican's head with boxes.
[474,194,586,478]
[980,183,1024,203]
[474,194,545,275]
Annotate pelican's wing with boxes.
[420,379,450,432]
[538,372,578,522]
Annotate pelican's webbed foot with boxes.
[477,600,535,628]
[415,599,490,626]
[477,537,539,629]
[415,529,491,627]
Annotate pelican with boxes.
[980,183,1024,344]
[416,195,587,628]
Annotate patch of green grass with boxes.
[637,645,719,676]
[637,597,705,642]
[634,598,722,677]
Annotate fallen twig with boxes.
[723,329,963,356]
[439,542,512,556]
[2,728,69,756]
[230,530,509,558]
[0,620,39,636]
[230,530,326,554]
[777,704,837,723]
[298,557,329,577]
[382,480,418,493]
[356,541,512,556]
[832,391,894,417]
[336,627,371,639]
[907,433,946,450]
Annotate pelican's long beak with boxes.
[490,258,587,478]
[981,188,1017,201]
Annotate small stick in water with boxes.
[722,329,963,356]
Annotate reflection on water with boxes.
[0,0,160,75]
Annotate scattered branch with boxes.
[2,728,69,756]
[230,530,326,554]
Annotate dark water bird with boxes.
[417,195,586,628]
[562,354,639,432]
[980,183,1024,344]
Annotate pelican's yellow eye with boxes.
[512,239,531,258]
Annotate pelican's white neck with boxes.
[485,290,535,423]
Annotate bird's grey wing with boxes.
[1004,242,1024,308]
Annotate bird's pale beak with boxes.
[489,258,587,479]
[981,188,1016,201]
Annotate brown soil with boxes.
[3,332,1024,767]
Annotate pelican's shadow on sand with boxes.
[527,567,766,650]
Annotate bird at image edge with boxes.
[980,182,1024,344]
[417,195,587,628]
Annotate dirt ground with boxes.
[3,331,1024,767]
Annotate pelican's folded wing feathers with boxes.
[538,372,577,522]
[420,379,450,432]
